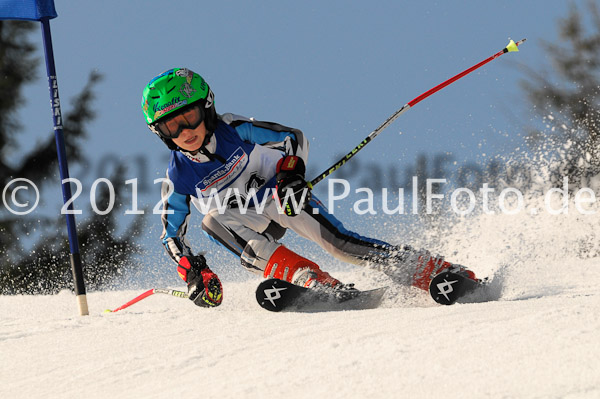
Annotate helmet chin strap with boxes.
[198,147,226,164]
[181,130,226,164]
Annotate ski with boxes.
[429,271,484,305]
[256,278,387,312]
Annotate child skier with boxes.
[141,68,476,307]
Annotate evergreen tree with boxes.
[0,20,144,294]
[522,1,600,190]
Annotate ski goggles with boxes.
[151,104,205,139]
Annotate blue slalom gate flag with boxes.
[0,0,57,20]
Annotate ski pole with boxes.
[307,38,526,188]
[104,288,188,313]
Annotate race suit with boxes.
[159,113,401,275]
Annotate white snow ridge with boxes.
[1,196,600,399]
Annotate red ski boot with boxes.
[263,246,341,289]
[411,252,477,291]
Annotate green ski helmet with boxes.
[141,68,217,150]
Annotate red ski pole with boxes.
[104,288,188,313]
[308,38,526,188]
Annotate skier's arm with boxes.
[159,176,194,263]
[159,176,223,306]
[223,114,309,162]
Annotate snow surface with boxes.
[2,199,600,399]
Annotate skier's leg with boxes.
[201,206,285,275]
[201,206,342,288]
[266,195,398,264]
[266,194,477,290]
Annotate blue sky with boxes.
[17,1,571,183]
[9,1,580,278]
